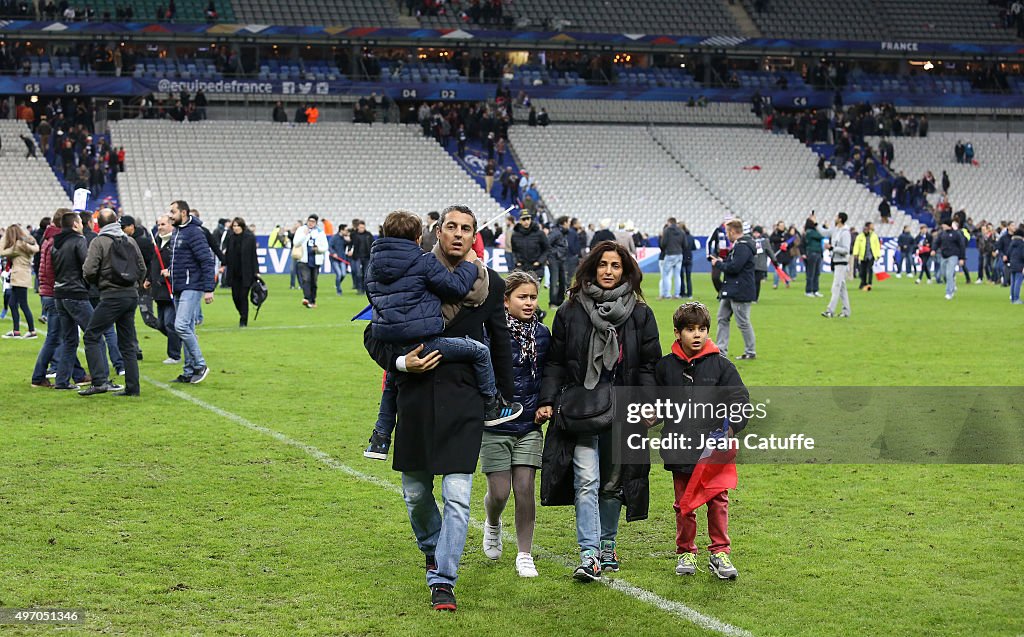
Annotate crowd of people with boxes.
[3,197,1022,617]
[0,202,267,396]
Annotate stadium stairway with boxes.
[439,132,534,215]
[36,130,120,211]
[811,142,933,228]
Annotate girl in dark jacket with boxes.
[222,217,259,327]
[535,240,661,582]
[481,271,551,578]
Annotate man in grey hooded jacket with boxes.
[80,208,148,396]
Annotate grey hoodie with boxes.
[827,226,852,265]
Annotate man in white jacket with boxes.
[292,214,329,308]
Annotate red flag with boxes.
[875,271,891,281]
[679,425,737,514]
[774,264,792,283]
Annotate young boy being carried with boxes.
[654,301,750,580]
[362,210,523,460]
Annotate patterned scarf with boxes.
[506,310,538,379]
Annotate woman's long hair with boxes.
[567,240,645,303]
[1,224,24,251]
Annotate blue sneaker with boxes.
[484,395,524,427]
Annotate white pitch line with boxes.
[197,322,353,333]
[142,374,755,637]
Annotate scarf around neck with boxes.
[506,310,538,379]
[577,281,636,389]
[431,242,489,323]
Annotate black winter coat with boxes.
[364,269,514,475]
[490,319,551,436]
[511,223,549,269]
[590,229,615,249]
[224,230,259,289]
[538,298,661,522]
[719,235,757,303]
[548,226,569,261]
[349,230,374,260]
[51,229,90,300]
[149,236,174,302]
[653,343,749,472]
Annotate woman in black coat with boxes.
[222,217,259,327]
[534,240,661,582]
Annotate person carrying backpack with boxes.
[80,209,147,397]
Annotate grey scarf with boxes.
[578,281,636,389]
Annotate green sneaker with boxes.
[600,540,619,572]
[708,552,738,580]
[675,552,698,576]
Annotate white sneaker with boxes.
[945,293,953,300]
[482,519,502,560]
[896,273,902,278]
[162,357,180,365]
[515,552,538,578]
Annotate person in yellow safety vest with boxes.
[852,221,882,291]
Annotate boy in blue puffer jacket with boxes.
[362,210,523,461]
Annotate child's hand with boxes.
[534,406,553,423]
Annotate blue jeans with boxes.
[55,298,98,386]
[805,252,823,293]
[331,259,347,292]
[417,336,495,398]
[32,296,84,384]
[402,471,473,587]
[1011,272,1023,302]
[351,257,369,293]
[373,371,397,438]
[899,251,916,275]
[660,253,683,298]
[573,434,623,554]
[173,290,206,375]
[942,256,958,297]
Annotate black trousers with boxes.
[84,295,140,394]
[860,258,874,288]
[156,300,181,360]
[231,284,249,325]
[548,258,567,306]
[298,263,319,304]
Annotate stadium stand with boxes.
[0,121,73,227]
[416,0,741,35]
[847,73,974,96]
[233,0,399,27]
[651,126,909,236]
[528,100,761,125]
[509,124,733,236]
[109,120,504,231]
[741,0,1010,43]
[887,132,1024,223]
[82,0,236,23]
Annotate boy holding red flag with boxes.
[654,302,750,580]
